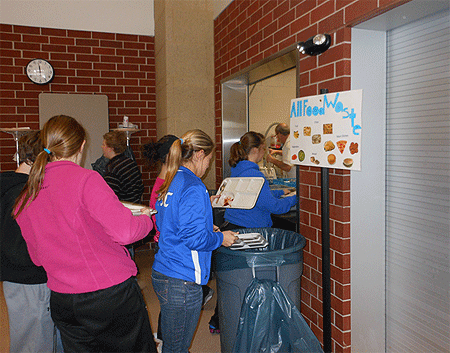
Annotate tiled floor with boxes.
[135,247,221,353]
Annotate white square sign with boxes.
[290,89,362,171]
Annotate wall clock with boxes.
[26,59,54,85]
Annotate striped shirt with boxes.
[103,153,144,204]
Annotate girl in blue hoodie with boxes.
[151,129,237,353]
[223,131,297,229]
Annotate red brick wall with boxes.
[0,24,156,204]
[214,0,408,351]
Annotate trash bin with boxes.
[213,227,306,353]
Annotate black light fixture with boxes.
[297,34,331,56]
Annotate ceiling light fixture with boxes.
[297,34,331,56]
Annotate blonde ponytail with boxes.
[157,129,214,200]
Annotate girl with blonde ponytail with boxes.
[14,115,157,352]
[151,129,237,353]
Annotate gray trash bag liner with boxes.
[214,228,306,271]
[233,278,323,353]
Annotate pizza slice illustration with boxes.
[337,140,347,154]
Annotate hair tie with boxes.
[180,138,184,144]
[238,140,241,145]
[44,148,51,155]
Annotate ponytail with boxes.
[158,129,214,200]
[228,131,265,167]
[13,115,86,218]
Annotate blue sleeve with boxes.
[178,184,223,251]
[271,189,284,198]
[256,180,297,215]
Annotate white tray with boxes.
[212,177,265,209]
[229,233,268,250]
[121,201,157,216]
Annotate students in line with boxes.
[14,115,157,353]
[151,129,237,353]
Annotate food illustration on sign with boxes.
[328,154,336,165]
[293,130,299,138]
[292,154,297,160]
[312,134,321,144]
[324,140,335,152]
[337,140,347,154]
[303,126,311,136]
[349,142,359,155]
[298,150,305,162]
[310,156,320,165]
[323,123,333,134]
[343,158,353,168]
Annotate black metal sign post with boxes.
[320,88,332,353]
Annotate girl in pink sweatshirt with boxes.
[14,115,157,353]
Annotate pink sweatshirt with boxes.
[16,161,153,294]
[149,177,164,242]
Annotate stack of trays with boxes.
[121,201,157,216]
[229,233,268,250]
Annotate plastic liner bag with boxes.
[233,278,323,353]
[214,228,306,271]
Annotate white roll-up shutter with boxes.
[385,10,450,352]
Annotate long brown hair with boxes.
[13,115,86,217]
[228,131,265,168]
[158,129,214,200]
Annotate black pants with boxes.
[50,277,156,353]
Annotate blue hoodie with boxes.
[224,160,297,228]
[153,166,223,285]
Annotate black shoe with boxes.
[209,313,220,334]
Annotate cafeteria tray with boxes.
[121,201,157,216]
[212,177,265,209]
[229,233,268,250]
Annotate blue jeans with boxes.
[151,270,202,353]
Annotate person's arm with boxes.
[83,172,153,245]
[257,179,297,215]
[178,185,224,252]
[266,153,292,172]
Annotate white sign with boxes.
[289,90,362,171]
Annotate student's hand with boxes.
[140,207,153,217]
[222,231,238,247]
[213,224,220,232]
[210,194,220,205]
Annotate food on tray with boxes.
[337,140,347,154]
[293,130,299,138]
[312,134,321,144]
[223,194,234,207]
[343,158,353,168]
[328,154,336,165]
[324,140,335,151]
[292,154,297,160]
[303,126,311,136]
[298,150,305,162]
[323,123,333,134]
[349,142,359,154]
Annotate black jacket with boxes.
[0,171,47,283]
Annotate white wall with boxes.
[0,0,233,35]
[350,28,386,352]
[0,0,155,35]
[249,68,296,136]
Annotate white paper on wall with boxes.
[289,89,362,171]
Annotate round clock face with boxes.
[26,59,54,85]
